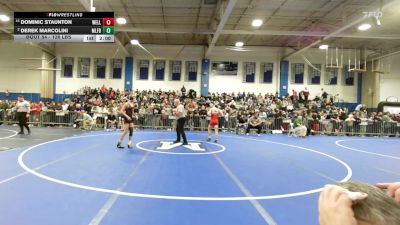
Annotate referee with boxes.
[173,99,188,145]
[16,95,31,135]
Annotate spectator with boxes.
[236,110,248,134]
[246,112,263,136]
[345,114,356,135]
[0,100,8,124]
[30,102,41,123]
[107,111,118,130]
[74,111,93,129]
[181,86,186,97]
[303,87,310,103]
[320,88,328,101]
[0,86,398,137]
[291,89,298,101]
[5,90,10,99]
[376,182,400,203]
[292,115,307,137]
[355,103,366,112]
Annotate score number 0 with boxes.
[102,18,114,34]
[102,18,114,26]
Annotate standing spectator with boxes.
[199,105,208,131]
[320,88,328,101]
[355,104,366,112]
[188,89,196,99]
[109,88,115,100]
[0,100,9,124]
[5,89,10,100]
[181,86,186,98]
[303,87,310,103]
[291,89,298,101]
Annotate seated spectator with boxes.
[292,115,307,137]
[236,111,248,134]
[74,111,93,129]
[107,111,118,130]
[246,112,263,136]
[345,114,356,134]
[319,181,400,225]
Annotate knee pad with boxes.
[129,127,133,137]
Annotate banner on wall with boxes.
[211,61,238,75]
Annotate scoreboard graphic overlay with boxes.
[14,12,114,43]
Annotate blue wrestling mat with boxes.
[0,130,399,225]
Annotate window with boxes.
[325,69,338,85]
[186,61,198,81]
[111,59,123,79]
[291,63,304,84]
[308,64,321,85]
[78,57,90,78]
[61,57,73,78]
[243,62,255,83]
[138,60,149,80]
[95,58,106,79]
[343,65,355,86]
[170,61,181,81]
[261,63,273,83]
[154,60,165,80]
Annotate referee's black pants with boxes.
[175,117,187,143]
[17,112,30,134]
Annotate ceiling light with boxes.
[0,15,10,22]
[116,17,127,25]
[226,47,251,52]
[358,23,371,31]
[251,19,263,27]
[130,39,140,45]
[319,44,329,50]
[235,41,244,47]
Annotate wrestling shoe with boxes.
[117,143,125,149]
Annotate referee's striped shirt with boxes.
[16,101,30,113]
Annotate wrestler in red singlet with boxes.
[207,104,222,143]
[209,111,219,126]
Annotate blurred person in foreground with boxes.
[319,181,400,225]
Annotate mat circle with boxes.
[18,132,353,201]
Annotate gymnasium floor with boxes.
[0,127,399,225]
